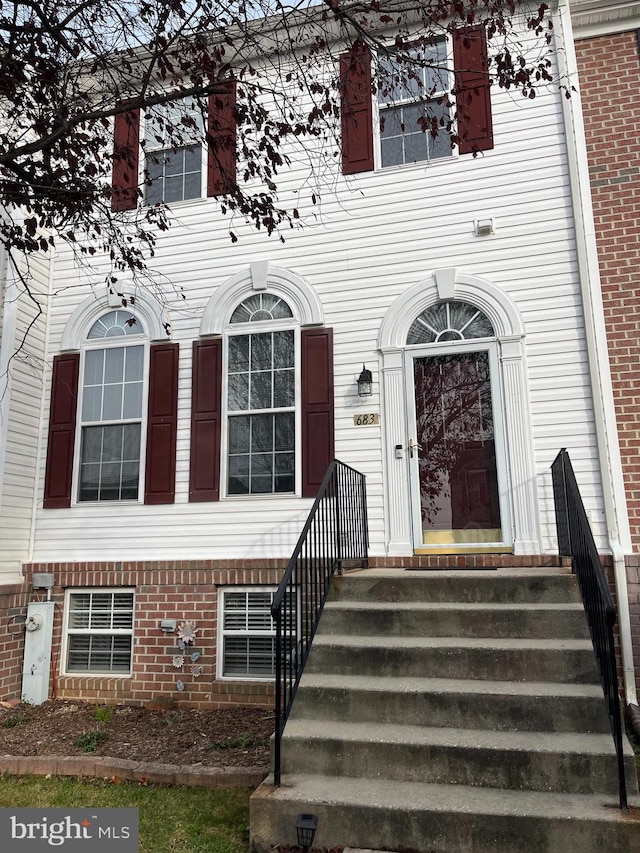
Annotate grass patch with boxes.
[74,731,109,752]
[0,774,250,853]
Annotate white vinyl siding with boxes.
[32,24,609,560]
[0,249,49,580]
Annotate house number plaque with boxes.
[353,413,379,426]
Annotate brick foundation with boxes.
[18,551,639,707]
[0,582,30,700]
[22,561,288,709]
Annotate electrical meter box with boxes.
[21,601,55,704]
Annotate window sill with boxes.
[217,675,275,682]
[223,491,299,501]
[61,672,133,679]
[73,499,142,507]
[377,153,456,173]
[144,194,206,210]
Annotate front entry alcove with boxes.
[378,268,541,557]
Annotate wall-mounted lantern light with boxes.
[295,813,318,853]
[357,364,373,397]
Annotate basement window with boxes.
[218,587,278,679]
[63,589,135,675]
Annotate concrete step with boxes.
[292,673,612,733]
[319,600,590,639]
[279,719,635,795]
[250,774,640,853]
[250,569,638,853]
[331,569,582,605]
[305,634,600,683]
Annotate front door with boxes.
[406,343,511,551]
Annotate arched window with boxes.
[407,301,494,345]
[230,293,293,324]
[226,295,296,495]
[192,264,333,503]
[44,305,179,509]
[78,310,146,502]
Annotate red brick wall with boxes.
[22,561,288,709]
[575,31,640,697]
[0,583,30,700]
[575,32,640,546]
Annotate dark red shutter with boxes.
[301,328,334,497]
[111,108,140,212]
[207,83,237,197]
[144,343,179,504]
[340,42,374,175]
[453,25,493,155]
[189,338,222,501]
[43,353,79,509]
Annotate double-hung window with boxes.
[226,293,297,496]
[144,97,204,205]
[77,310,146,502]
[378,39,452,167]
[219,587,278,678]
[63,589,135,675]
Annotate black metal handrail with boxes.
[271,459,368,786]
[551,448,628,809]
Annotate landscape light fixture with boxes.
[295,813,318,853]
[357,364,373,397]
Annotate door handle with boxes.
[409,438,423,458]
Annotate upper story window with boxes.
[407,301,494,345]
[78,310,146,502]
[378,40,451,168]
[111,85,237,212]
[144,98,204,205]
[226,294,296,496]
[340,26,493,176]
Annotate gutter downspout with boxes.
[557,0,638,714]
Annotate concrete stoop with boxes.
[250,569,640,853]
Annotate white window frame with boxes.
[217,586,279,680]
[72,311,149,505]
[142,96,207,205]
[221,312,301,499]
[61,587,135,677]
[375,37,456,170]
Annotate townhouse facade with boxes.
[1,1,638,708]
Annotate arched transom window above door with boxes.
[407,301,495,345]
